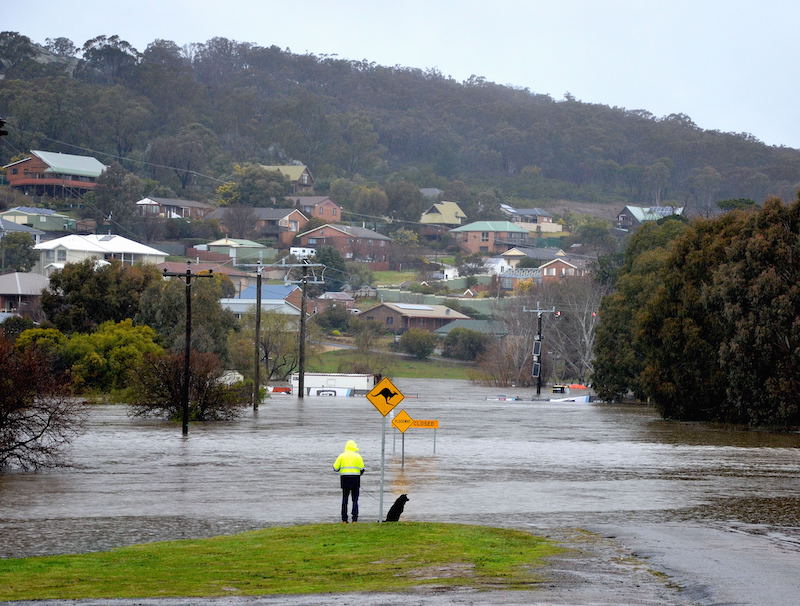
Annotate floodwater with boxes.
[2,379,799,605]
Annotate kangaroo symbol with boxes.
[376,387,398,405]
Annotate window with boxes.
[289,220,298,231]
[56,249,67,262]
[308,238,317,245]
[11,168,17,175]
[386,316,394,326]
[40,216,47,222]
[480,232,489,242]
[332,208,337,216]
[479,246,488,253]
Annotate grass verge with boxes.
[309,349,474,379]
[0,523,561,600]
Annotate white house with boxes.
[33,234,168,276]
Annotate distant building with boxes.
[295,224,392,269]
[33,234,168,276]
[0,272,50,320]
[3,150,106,197]
[206,207,308,246]
[0,206,77,232]
[285,196,342,222]
[206,238,275,263]
[420,201,467,227]
[261,165,314,193]
[360,302,469,333]
[449,221,527,255]
[135,197,215,220]
[0,217,45,244]
[616,205,684,230]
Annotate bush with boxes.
[127,352,249,421]
[443,327,490,360]
[399,329,437,360]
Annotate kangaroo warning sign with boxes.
[366,377,405,416]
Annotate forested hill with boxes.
[1,32,799,214]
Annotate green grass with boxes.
[372,270,419,285]
[310,349,474,379]
[0,523,561,600]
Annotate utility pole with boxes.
[162,263,214,435]
[241,258,325,400]
[524,302,556,395]
[253,264,262,410]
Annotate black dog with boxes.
[384,494,409,522]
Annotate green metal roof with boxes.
[31,150,106,178]
[450,220,527,233]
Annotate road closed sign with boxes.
[411,419,439,429]
[366,377,405,416]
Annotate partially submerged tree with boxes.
[128,351,248,421]
[0,336,86,470]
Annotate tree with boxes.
[44,37,77,57]
[0,335,86,470]
[443,327,490,361]
[128,351,248,421]
[147,123,218,192]
[222,205,256,239]
[79,35,140,84]
[399,329,436,359]
[41,260,163,333]
[216,163,291,207]
[61,320,163,392]
[345,261,373,289]
[0,232,37,271]
[313,246,347,292]
[84,162,144,229]
[135,274,237,361]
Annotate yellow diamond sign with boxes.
[366,377,405,416]
[392,409,413,433]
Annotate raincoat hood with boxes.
[344,440,359,452]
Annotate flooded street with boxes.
[2,378,799,605]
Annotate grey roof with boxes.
[0,218,45,236]
[505,246,565,261]
[146,197,215,209]
[31,150,106,178]
[298,223,391,240]
[0,272,50,296]
[6,206,59,216]
[207,207,302,221]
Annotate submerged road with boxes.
[2,379,799,605]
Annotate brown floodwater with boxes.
[1,378,798,604]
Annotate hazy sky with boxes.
[7,0,800,149]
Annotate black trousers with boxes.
[340,475,360,521]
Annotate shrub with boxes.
[399,329,437,360]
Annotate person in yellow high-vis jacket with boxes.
[333,439,365,523]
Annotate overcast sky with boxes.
[7,0,800,149]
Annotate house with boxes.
[420,201,467,227]
[500,246,567,267]
[449,221,528,255]
[261,165,314,194]
[220,283,303,321]
[157,261,255,296]
[0,272,50,320]
[616,205,684,230]
[286,196,342,222]
[3,150,106,197]
[313,291,355,314]
[206,207,308,246]
[538,258,591,284]
[360,302,469,333]
[498,203,563,235]
[0,218,45,244]
[33,234,168,276]
[295,224,392,269]
[0,206,76,232]
[206,238,275,263]
[135,197,215,220]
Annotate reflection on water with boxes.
[1,379,798,558]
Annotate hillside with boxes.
[1,32,799,218]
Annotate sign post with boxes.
[365,377,404,522]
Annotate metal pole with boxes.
[379,415,386,522]
[433,428,437,453]
[253,266,262,410]
[401,432,405,469]
[182,268,191,436]
[298,264,308,400]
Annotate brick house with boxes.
[449,221,528,255]
[538,258,590,284]
[295,224,392,269]
[207,207,308,246]
[360,302,469,334]
[3,150,106,197]
[286,196,343,222]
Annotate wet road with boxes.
[2,379,799,605]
